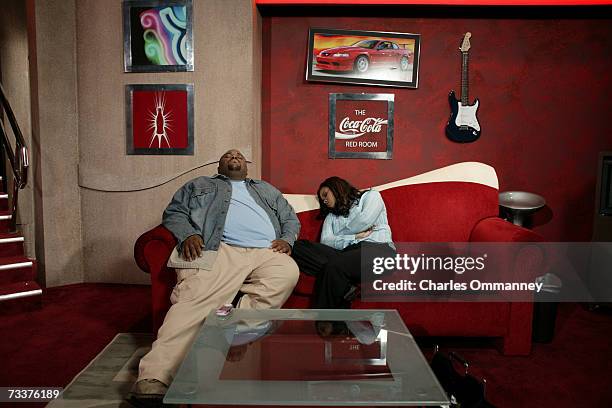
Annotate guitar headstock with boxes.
[459,32,471,53]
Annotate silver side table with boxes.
[499,191,546,228]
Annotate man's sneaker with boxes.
[128,379,168,407]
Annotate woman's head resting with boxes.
[317,176,362,217]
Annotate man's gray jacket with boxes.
[163,174,300,256]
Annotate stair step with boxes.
[0,256,36,285]
[0,280,41,299]
[0,210,12,233]
[0,281,42,314]
[0,256,33,270]
[0,233,25,257]
[0,194,7,211]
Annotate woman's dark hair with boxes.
[317,176,362,218]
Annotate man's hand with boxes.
[356,226,374,240]
[182,234,204,261]
[270,239,291,255]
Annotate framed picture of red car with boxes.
[329,93,394,160]
[126,84,194,155]
[307,28,420,88]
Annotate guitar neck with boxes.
[461,51,469,104]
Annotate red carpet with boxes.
[0,283,610,407]
[0,283,151,408]
[420,303,612,407]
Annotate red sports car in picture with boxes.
[315,39,413,73]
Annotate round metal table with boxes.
[498,191,546,228]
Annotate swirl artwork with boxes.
[124,0,193,72]
[140,6,187,66]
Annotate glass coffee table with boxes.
[164,309,450,407]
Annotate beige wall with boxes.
[31,0,83,286]
[77,0,262,283]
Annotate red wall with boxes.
[261,9,612,240]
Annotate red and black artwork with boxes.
[126,84,194,155]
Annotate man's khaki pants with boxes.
[137,243,299,385]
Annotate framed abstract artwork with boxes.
[329,93,394,160]
[307,28,420,88]
[126,84,194,155]
[123,0,194,72]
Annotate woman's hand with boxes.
[356,226,374,239]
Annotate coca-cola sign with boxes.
[329,93,394,159]
[336,117,388,139]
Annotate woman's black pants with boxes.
[291,240,395,309]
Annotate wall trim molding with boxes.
[79,160,253,192]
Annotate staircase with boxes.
[0,176,41,313]
[0,81,40,313]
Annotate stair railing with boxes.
[0,82,30,232]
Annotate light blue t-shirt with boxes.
[320,189,394,250]
[222,180,276,248]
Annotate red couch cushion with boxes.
[382,182,498,242]
[293,272,316,296]
[296,209,322,241]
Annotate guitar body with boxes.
[446,90,481,143]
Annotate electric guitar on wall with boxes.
[446,32,481,143]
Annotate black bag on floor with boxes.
[430,346,496,408]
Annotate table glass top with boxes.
[164,309,449,406]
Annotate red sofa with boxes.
[134,162,544,355]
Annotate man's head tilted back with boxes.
[218,149,248,180]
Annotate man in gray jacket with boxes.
[131,149,300,404]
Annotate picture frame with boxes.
[307,28,420,88]
[598,153,612,216]
[123,0,194,72]
[126,84,194,155]
[329,93,394,160]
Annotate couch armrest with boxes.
[469,217,546,355]
[470,216,546,282]
[469,217,543,243]
[134,225,177,273]
[134,224,177,333]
